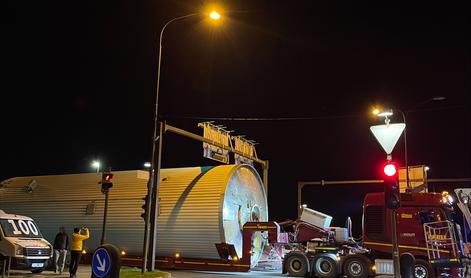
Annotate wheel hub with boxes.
[320,260,332,273]
[414,265,427,278]
[291,260,302,271]
[350,262,362,275]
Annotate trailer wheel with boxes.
[414,259,435,278]
[342,255,369,278]
[312,254,338,278]
[285,252,309,277]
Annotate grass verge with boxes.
[120,267,170,278]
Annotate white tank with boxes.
[156,164,268,266]
[0,164,268,266]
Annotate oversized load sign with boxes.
[233,136,257,166]
[200,122,231,164]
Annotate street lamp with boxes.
[144,10,222,272]
[372,96,445,189]
[91,160,100,173]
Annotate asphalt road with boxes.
[4,268,285,278]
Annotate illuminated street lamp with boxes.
[372,96,445,189]
[144,9,222,272]
[91,160,100,173]
[209,10,221,20]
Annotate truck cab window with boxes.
[419,209,443,224]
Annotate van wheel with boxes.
[414,259,435,278]
[31,269,43,274]
[342,255,369,278]
[285,252,309,277]
[312,254,338,278]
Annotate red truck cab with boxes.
[363,192,466,276]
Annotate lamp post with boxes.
[142,10,221,272]
[373,96,446,190]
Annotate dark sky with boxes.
[1,1,470,231]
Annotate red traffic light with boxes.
[103,173,114,182]
[383,162,397,177]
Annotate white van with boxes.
[0,210,52,273]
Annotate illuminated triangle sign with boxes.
[370,123,406,155]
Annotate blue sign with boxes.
[92,248,111,277]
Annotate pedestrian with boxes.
[53,227,69,274]
[69,227,90,278]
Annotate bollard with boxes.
[400,252,415,278]
[91,244,121,278]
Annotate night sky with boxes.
[1,1,470,233]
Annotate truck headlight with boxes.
[15,245,24,255]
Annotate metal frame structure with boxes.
[423,221,460,264]
[144,122,269,271]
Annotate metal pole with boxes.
[297,182,303,218]
[141,170,153,272]
[100,190,109,245]
[399,110,410,190]
[391,209,401,278]
[143,13,199,273]
[150,122,164,271]
[262,161,269,194]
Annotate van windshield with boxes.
[0,219,43,238]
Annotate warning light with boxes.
[383,163,397,177]
[175,252,180,258]
[101,172,114,193]
[103,173,113,182]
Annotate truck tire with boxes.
[312,254,339,278]
[285,252,309,277]
[342,255,370,278]
[414,259,435,278]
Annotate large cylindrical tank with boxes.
[0,164,268,266]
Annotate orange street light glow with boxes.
[209,11,221,20]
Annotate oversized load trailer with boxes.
[0,164,268,268]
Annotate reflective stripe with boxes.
[364,241,450,253]
[243,226,276,229]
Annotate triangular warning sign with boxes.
[370,123,406,155]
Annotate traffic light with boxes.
[383,161,400,210]
[140,195,148,221]
[101,172,114,193]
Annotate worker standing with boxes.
[69,227,90,278]
[53,227,69,274]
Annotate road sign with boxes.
[199,122,231,164]
[233,136,256,165]
[92,247,111,278]
[370,123,405,155]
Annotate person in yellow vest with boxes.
[69,227,90,278]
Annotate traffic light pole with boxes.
[391,209,401,278]
[150,122,164,271]
[142,168,153,272]
[100,189,109,245]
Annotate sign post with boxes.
[370,121,405,278]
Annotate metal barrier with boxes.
[423,221,460,264]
